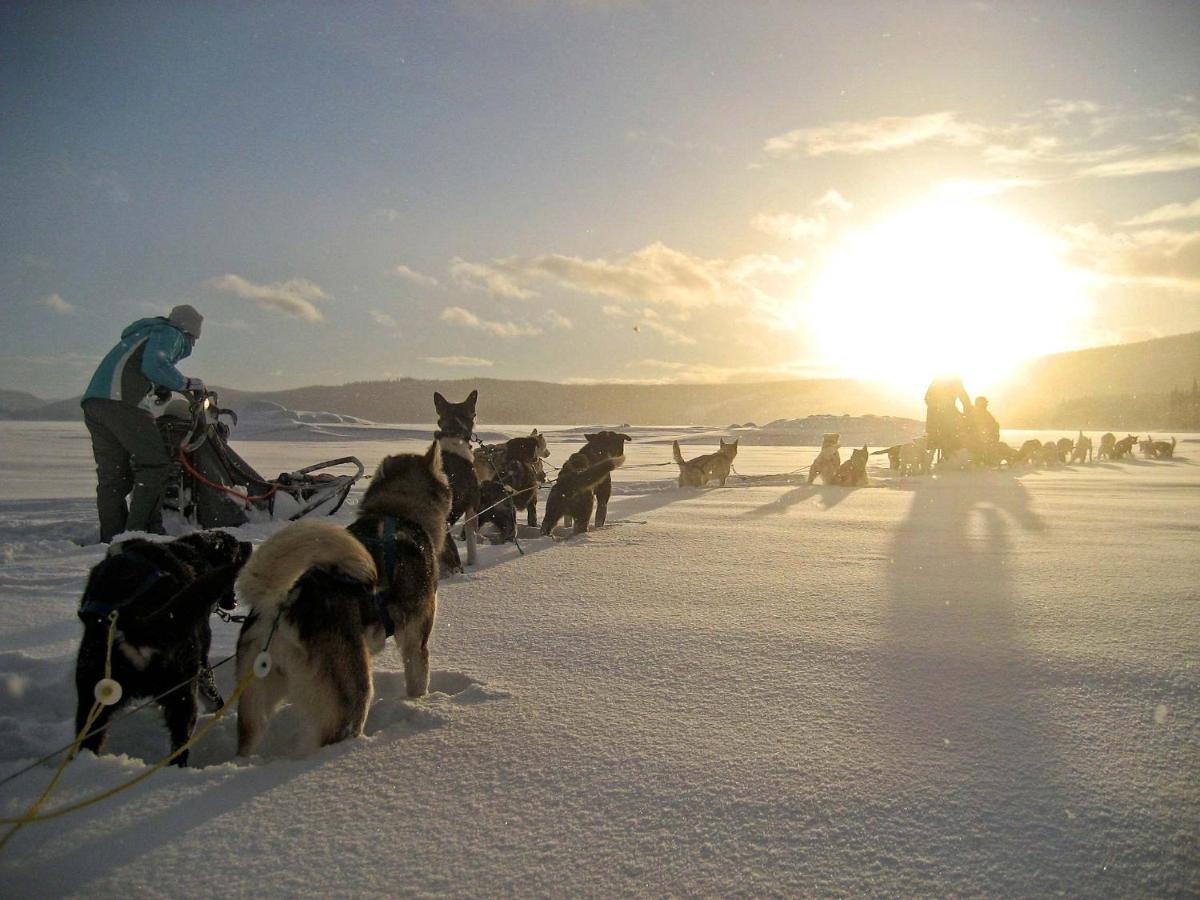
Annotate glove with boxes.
[184,377,206,393]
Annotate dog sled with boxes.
[154,388,364,529]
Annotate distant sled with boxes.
[154,388,364,529]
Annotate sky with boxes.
[2,0,1198,400]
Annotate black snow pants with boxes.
[82,398,170,542]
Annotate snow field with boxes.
[0,422,1196,896]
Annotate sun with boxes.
[806,197,1092,395]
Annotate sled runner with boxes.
[154,388,364,529]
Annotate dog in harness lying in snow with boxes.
[476,435,548,542]
[73,530,252,766]
[541,431,630,537]
[434,390,481,571]
[474,429,549,483]
[234,444,451,757]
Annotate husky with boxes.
[1017,439,1043,465]
[671,438,738,487]
[1056,437,1075,463]
[1097,432,1116,461]
[834,446,870,486]
[871,438,929,476]
[807,433,841,484]
[1150,436,1177,459]
[434,390,481,571]
[541,431,630,537]
[1111,434,1138,460]
[235,444,451,757]
[476,436,547,542]
[474,429,549,482]
[1070,432,1093,464]
[74,531,252,766]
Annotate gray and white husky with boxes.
[234,442,451,756]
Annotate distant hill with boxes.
[9,330,1198,428]
[215,377,914,427]
[0,390,46,419]
[994,330,1200,427]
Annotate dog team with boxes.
[72,390,631,761]
[71,387,1182,764]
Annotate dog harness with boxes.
[78,549,176,620]
[352,515,434,640]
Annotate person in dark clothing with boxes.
[924,376,971,459]
[81,305,205,542]
[964,393,1003,458]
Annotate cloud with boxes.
[440,306,542,337]
[41,293,75,315]
[1077,141,1200,179]
[763,112,984,158]
[762,102,1200,190]
[424,355,494,367]
[544,309,573,330]
[392,264,439,287]
[1121,197,1200,226]
[206,274,329,321]
[1065,223,1200,291]
[752,188,853,240]
[370,309,398,328]
[450,258,536,299]
[452,242,801,313]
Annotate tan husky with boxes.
[672,438,739,487]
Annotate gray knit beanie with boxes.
[168,304,203,339]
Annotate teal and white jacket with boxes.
[82,317,193,406]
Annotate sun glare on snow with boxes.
[807,197,1092,394]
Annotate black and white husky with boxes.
[434,390,481,571]
[234,443,451,756]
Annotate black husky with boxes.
[73,531,252,766]
[476,436,546,543]
[541,431,630,537]
[434,390,481,571]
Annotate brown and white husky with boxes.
[234,443,451,757]
[672,438,738,487]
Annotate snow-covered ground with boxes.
[0,420,1196,896]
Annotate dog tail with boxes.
[236,519,376,616]
[869,445,899,456]
[672,440,685,466]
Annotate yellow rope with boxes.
[0,666,255,831]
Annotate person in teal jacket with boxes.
[81,305,205,542]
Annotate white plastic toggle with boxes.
[94,678,123,706]
[253,651,272,679]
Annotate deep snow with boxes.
[0,421,1196,897]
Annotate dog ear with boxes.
[619,434,631,442]
[433,392,447,414]
[584,433,597,442]
[375,455,394,479]
[465,389,478,410]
